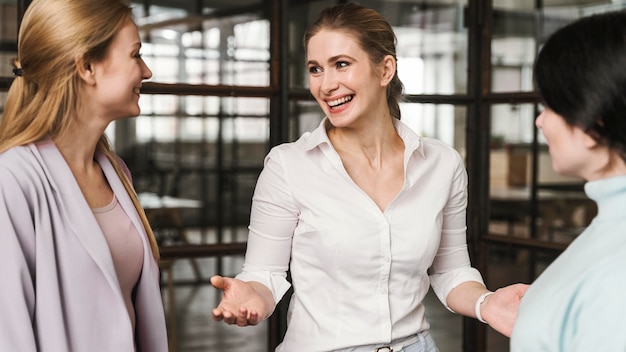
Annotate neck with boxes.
[53,132,102,173]
[583,149,626,181]
[328,118,402,166]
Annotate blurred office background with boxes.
[1,0,622,351]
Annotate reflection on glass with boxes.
[491,103,535,144]
[136,96,269,143]
[400,103,463,149]
[491,2,626,93]
[131,1,269,86]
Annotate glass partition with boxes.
[132,0,270,86]
[0,1,17,79]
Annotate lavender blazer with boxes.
[0,139,167,351]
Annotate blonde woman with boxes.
[0,0,167,350]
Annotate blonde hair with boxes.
[0,0,160,260]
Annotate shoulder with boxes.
[0,144,33,163]
[421,137,462,159]
[0,145,40,178]
[0,146,42,200]
[266,127,325,160]
[590,250,626,287]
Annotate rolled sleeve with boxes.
[429,154,484,309]
[235,148,297,305]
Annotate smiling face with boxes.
[90,17,152,121]
[306,29,390,129]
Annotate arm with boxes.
[211,149,296,326]
[428,153,528,337]
[446,281,529,337]
[0,167,37,350]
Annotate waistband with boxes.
[374,331,429,352]
[334,331,430,352]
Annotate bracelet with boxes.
[475,291,494,324]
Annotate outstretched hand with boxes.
[482,283,530,337]
[210,275,274,326]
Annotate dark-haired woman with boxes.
[511,10,626,352]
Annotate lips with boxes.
[326,95,353,110]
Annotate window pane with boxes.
[135,95,269,143]
[492,1,626,93]
[132,0,269,86]
[0,1,18,78]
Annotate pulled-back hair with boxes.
[534,10,626,160]
[1,0,132,150]
[303,2,404,120]
[0,0,160,259]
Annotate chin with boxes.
[128,106,141,117]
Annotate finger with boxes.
[248,310,260,325]
[212,308,225,321]
[236,307,249,327]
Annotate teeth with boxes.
[327,95,352,107]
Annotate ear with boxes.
[75,55,96,85]
[580,128,599,149]
[380,54,396,87]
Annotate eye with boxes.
[308,65,322,74]
[336,61,349,69]
[133,53,143,59]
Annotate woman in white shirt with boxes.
[211,3,527,351]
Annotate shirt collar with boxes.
[300,117,426,159]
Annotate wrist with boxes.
[475,291,494,324]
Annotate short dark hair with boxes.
[534,10,626,158]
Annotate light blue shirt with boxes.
[511,175,626,351]
[236,118,484,351]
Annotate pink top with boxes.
[93,196,144,333]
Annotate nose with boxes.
[142,59,153,80]
[535,110,544,129]
[320,70,338,95]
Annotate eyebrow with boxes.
[307,54,354,66]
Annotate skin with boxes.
[54,17,152,208]
[212,28,529,337]
[306,29,403,211]
[535,107,626,181]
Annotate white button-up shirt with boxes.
[236,118,484,351]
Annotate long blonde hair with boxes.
[0,0,160,260]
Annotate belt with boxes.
[373,332,427,352]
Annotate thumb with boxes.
[210,275,228,290]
